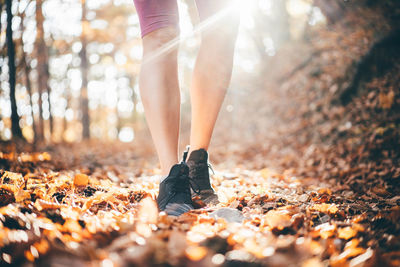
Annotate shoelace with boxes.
[188,161,215,194]
[208,163,215,175]
[163,166,192,204]
[183,146,215,195]
[189,178,201,195]
[171,171,191,195]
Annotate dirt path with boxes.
[0,143,398,266]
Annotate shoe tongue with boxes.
[188,149,208,162]
[168,163,188,178]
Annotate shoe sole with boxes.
[164,203,193,216]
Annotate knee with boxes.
[142,27,180,53]
[201,14,240,48]
[220,11,240,38]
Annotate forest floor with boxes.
[0,141,399,267]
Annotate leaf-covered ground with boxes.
[0,142,399,267]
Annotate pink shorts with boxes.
[133,0,231,38]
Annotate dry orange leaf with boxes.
[263,210,292,228]
[311,203,339,214]
[34,239,50,254]
[185,246,207,261]
[74,174,89,186]
[15,189,31,203]
[338,226,357,240]
[1,171,24,187]
[37,152,52,161]
[63,219,82,233]
[138,197,158,224]
[317,188,332,195]
[315,223,336,239]
[379,90,395,109]
[24,249,35,262]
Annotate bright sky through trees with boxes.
[0,0,324,142]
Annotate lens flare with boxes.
[142,2,239,65]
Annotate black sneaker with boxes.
[157,161,194,216]
[187,148,219,205]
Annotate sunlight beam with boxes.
[142,3,239,65]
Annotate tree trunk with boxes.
[6,0,24,139]
[62,67,71,142]
[252,1,290,75]
[46,44,53,139]
[62,91,69,142]
[116,99,122,135]
[80,0,90,139]
[0,3,3,109]
[35,0,47,142]
[130,76,139,135]
[19,8,36,143]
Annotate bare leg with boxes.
[190,9,239,152]
[139,27,180,176]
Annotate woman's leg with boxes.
[140,28,180,176]
[189,1,240,152]
[134,0,181,176]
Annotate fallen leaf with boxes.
[263,210,292,228]
[74,174,89,186]
[338,226,357,240]
[311,203,339,214]
[185,246,208,261]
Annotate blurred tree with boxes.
[62,86,71,141]
[19,3,36,142]
[35,0,49,141]
[271,0,290,47]
[89,1,140,139]
[252,0,290,73]
[80,0,90,139]
[130,77,139,134]
[0,3,4,98]
[6,0,24,139]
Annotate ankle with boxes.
[160,162,178,176]
[188,148,208,163]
